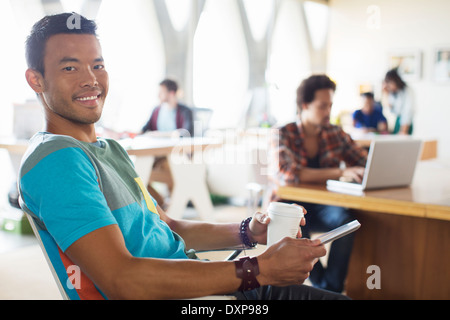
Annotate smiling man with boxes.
[25,16,107,142]
[18,13,348,300]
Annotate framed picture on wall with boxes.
[387,50,422,81]
[433,47,450,82]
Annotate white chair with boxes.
[191,107,213,137]
[25,213,71,299]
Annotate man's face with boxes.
[361,96,374,114]
[40,33,108,125]
[158,85,175,104]
[302,88,334,127]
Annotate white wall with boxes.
[327,0,450,160]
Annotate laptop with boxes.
[326,138,423,195]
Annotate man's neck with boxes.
[161,102,177,110]
[299,116,321,137]
[45,121,97,143]
[166,96,178,109]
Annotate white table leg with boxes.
[166,153,213,220]
[131,155,155,188]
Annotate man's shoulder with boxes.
[177,103,192,113]
[322,124,351,140]
[373,108,386,118]
[152,105,162,113]
[353,109,363,117]
[278,122,298,132]
[25,132,84,158]
[325,123,345,132]
[20,133,92,176]
[177,102,189,108]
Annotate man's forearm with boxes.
[167,219,242,251]
[298,167,342,184]
[65,224,244,300]
[65,224,325,300]
[113,257,240,299]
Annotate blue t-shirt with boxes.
[353,108,387,130]
[19,133,188,299]
[157,103,177,132]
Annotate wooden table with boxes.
[120,136,222,220]
[277,160,450,300]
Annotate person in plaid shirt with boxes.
[270,75,367,293]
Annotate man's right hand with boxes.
[342,166,365,183]
[255,237,326,287]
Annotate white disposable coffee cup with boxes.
[267,202,304,246]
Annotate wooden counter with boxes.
[277,160,450,299]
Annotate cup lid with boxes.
[268,202,303,217]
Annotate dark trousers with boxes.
[278,200,354,293]
[233,284,350,300]
[299,202,355,293]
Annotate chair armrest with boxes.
[195,245,256,261]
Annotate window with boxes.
[1,0,326,134]
[304,1,329,51]
[165,0,191,32]
[267,0,312,126]
[61,0,85,14]
[96,0,165,132]
[0,0,44,136]
[243,0,273,42]
[193,0,249,129]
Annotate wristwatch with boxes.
[234,256,261,291]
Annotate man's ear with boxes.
[25,68,45,94]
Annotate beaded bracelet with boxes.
[239,217,257,248]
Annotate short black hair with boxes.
[159,79,178,92]
[360,92,374,99]
[25,12,98,76]
[384,68,406,90]
[296,74,336,109]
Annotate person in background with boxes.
[352,92,388,133]
[141,79,194,137]
[382,68,414,135]
[140,79,194,207]
[270,74,368,293]
[95,79,193,139]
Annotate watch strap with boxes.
[234,256,261,291]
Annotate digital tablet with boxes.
[314,220,361,244]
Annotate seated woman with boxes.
[382,68,414,135]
